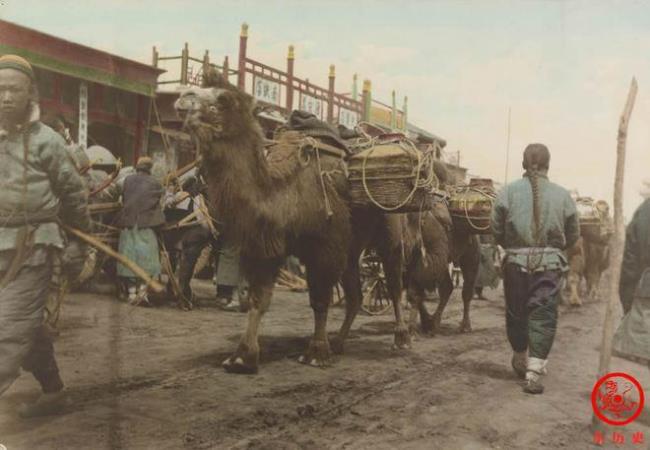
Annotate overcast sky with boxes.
[2,0,649,218]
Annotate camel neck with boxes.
[203,130,271,225]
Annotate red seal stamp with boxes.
[592,372,645,426]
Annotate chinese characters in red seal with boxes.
[592,372,645,426]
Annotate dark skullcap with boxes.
[0,54,35,81]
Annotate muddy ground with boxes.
[1,279,649,450]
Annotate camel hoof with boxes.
[459,321,472,333]
[330,336,345,355]
[420,314,435,335]
[298,339,331,368]
[222,354,258,374]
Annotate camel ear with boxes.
[202,67,228,88]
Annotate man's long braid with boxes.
[523,143,551,271]
[529,163,542,245]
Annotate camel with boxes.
[567,200,612,306]
[403,203,480,335]
[567,235,611,306]
[331,148,453,353]
[176,72,352,373]
[331,210,410,354]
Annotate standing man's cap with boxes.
[135,156,153,172]
[0,54,35,80]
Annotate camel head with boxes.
[175,68,255,140]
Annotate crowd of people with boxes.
[0,53,648,418]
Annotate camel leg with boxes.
[567,270,582,307]
[458,238,479,333]
[331,242,365,355]
[222,260,279,374]
[222,279,273,374]
[299,266,334,367]
[406,285,426,337]
[586,268,599,301]
[376,235,410,350]
[430,270,453,334]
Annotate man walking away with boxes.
[116,156,165,304]
[0,55,90,416]
[491,143,579,394]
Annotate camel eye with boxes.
[208,105,218,113]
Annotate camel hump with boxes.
[265,130,309,181]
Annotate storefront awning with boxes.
[0,20,164,97]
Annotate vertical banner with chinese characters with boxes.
[253,77,281,105]
[78,82,88,148]
[299,94,323,119]
[338,107,359,129]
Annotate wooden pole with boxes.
[596,77,638,378]
[62,225,165,293]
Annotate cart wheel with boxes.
[360,250,392,316]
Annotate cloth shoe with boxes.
[18,391,67,418]
[511,351,527,379]
[134,284,150,306]
[127,286,137,303]
[523,357,547,394]
[221,298,242,312]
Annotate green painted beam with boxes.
[0,44,156,97]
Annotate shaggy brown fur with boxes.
[395,160,480,334]
[567,234,610,306]
[403,206,480,335]
[177,70,351,373]
[331,146,455,352]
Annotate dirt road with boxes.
[1,281,649,450]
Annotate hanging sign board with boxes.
[78,82,88,148]
[300,94,323,119]
[253,77,281,105]
[338,107,359,129]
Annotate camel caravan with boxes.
[169,69,500,373]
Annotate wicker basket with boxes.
[347,140,443,213]
[448,178,496,235]
[576,198,605,239]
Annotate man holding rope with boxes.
[0,55,90,416]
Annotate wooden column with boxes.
[223,56,230,82]
[391,90,397,130]
[237,23,248,89]
[180,42,189,85]
[286,45,295,112]
[202,50,210,77]
[362,79,372,122]
[327,64,335,124]
[152,46,159,68]
[402,96,408,131]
